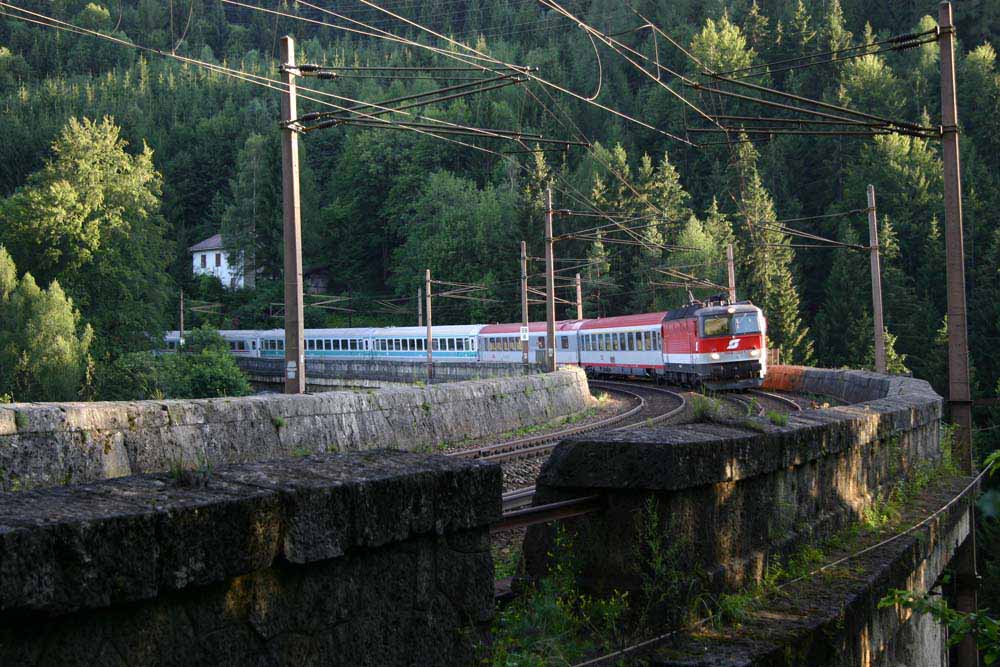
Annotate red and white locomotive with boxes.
[577,299,766,389]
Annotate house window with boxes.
[215,253,221,267]
[200,254,206,268]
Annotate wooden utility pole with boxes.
[726,244,737,303]
[417,287,423,327]
[279,35,305,394]
[425,269,433,379]
[575,273,583,320]
[521,240,529,366]
[867,185,887,374]
[179,289,185,346]
[940,5,978,666]
[545,188,557,372]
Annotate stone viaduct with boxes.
[0,362,976,665]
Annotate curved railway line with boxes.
[493,381,687,513]
[495,384,805,517]
[447,381,685,465]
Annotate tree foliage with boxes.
[0,246,93,401]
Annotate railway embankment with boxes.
[0,450,501,665]
[0,367,591,491]
[522,365,965,666]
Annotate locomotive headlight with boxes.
[750,348,760,357]
[710,352,721,360]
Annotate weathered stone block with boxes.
[0,450,501,666]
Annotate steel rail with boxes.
[721,392,766,417]
[496,381,687,514]
[491,494,605,533]
[747,388,804,413]
[447,384,646,462]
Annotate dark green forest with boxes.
[1,0,1000,408]
[5,0,1000,653]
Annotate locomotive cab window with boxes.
[732,313,761,335]
[703,316,730,337]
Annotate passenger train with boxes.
[163,297,767,389]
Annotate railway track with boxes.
[716,392,765,417]
[747,388,804,413]
[496,381,687,515]
[448,383,652,464]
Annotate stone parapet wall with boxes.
[525,366,945,607]
[237,357,545,384]
[647,476,972,666]
[0,367,591,492]
[0,450,501,666]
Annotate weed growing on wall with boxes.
[690,395,719,422]
[632,498,701,632]
[767,410,788,426]
[483,528,629,665]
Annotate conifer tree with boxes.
[732,139,814,365]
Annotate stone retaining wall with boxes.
[0,450,501,666]
[524,366,946,615]
[0,367,591,492]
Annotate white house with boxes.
[189,234,248,289]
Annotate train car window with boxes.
[448,339,455,351]
[456,339,464,351]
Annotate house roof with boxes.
[189,234,223,252]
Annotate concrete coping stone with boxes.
[0,450,501,616]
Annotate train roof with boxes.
[579,312,667,330]
[664,300,760,321]
[480,320,581,334]
[368,324,485,337]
